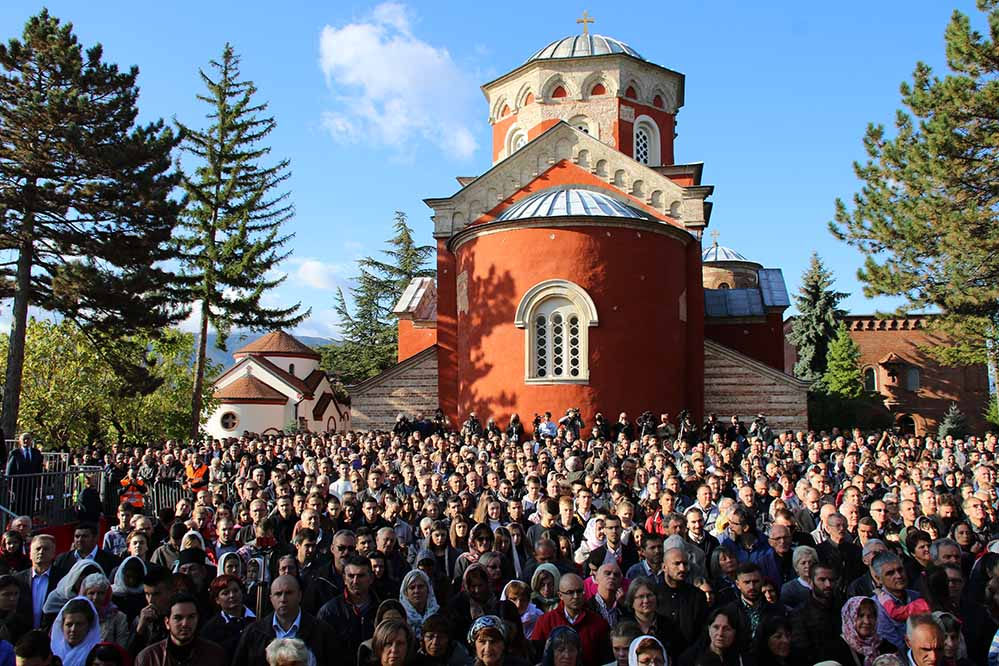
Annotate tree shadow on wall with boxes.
[461,263,518,421]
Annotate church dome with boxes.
[702,244,749,263]
[527,34,643,63]
[497,187,651,222]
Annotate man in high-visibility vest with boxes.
[119,467,147,511]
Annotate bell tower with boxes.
[481,14,685,166]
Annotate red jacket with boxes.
[530,602,610,666]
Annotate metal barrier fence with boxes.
[147,480,187,515]
[0,469,104,530]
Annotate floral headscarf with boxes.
[467,615,507,645]
[582,517,605,551]
[841,596,882,666]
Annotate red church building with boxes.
[350,28,809,431]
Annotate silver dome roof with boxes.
[497,187,650,221]
[702,244,750,262]
[527,34,643,63]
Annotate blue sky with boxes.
[0,1,979,338]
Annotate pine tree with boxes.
[831,2,999,375]
[789,252,848,380]
[322,212,435,384]
[822,322,865,399]
[0,11,185,439]
[177,44,307,437]
[938,402,968,439]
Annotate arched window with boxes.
[863,367,877,392]
[717,282,730,290]
[505,126,528,157]
[633,116,661,166]
[591,83,606,96]
[568,115,591,135]
[288,363,295,376]
[905,367,921,391]
[515,279,598,383]
[898,415,916,435]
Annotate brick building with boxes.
[784,315,990,436]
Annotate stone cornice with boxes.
[426,122,712,239]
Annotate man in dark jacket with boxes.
[233,575,339,666]
[658,548,708,656]
[317,555,378,657]
[721,563,783,655]
[789,561,842,656]
[52,523,119,578]
[135,593,225,666]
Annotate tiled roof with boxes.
[304,369,326,392]
[313,392,333,420]
[252,356,314,398]
[234,331,321,359]
[215,375,288,402]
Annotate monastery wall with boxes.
[350,346,439,431]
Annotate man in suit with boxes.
[52,523,119,577]
[13,534,63,629]
[5,433,42,516]
[232,575,340,666]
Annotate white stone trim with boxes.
[515,279,597,383]
[633,114,661,166]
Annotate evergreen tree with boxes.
[322,212,434,384]
[938,402,969,439]
[177,44,307,437]
[831,2,999,374]
[789,252,848,380]
[0,11,185,439]
[822,322,865,399]
[986,394,999,429]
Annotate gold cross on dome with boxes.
[577,10,595,36]
[710,230,720,246]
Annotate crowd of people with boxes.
[1,408,998,666]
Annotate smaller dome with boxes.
[497,187,651,222]
[702,244,749,263]
[527,34,643,63]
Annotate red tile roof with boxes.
[234,331,321,359]
[215,375,288,402]
[251,356,315,398]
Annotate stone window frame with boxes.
[633,115,661,166]
[220,411,239,431]
[515,279,598,384]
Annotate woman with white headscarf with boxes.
[627,635,667,666]
[43,559,104,616]
[80,573,129,646]
[51,597,101,666]
[111,555,147,623]
[399,569,439,639]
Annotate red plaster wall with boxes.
[492,113,518,163]
[617,101,676,166]
[528,119,561,141]
[685,241,706,424]
[705,311,786,371]
[397,319,437,363]
[436,240,459,425]
[452,225,697,423]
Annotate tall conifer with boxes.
[0,11,185,439]
[822,323,865,399]
[178,44,306,437]
[831,2,999,373]
[788,252,848,381]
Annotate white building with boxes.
[206,331,350,438]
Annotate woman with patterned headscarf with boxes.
[824,596,898,666]
[467,615,529,666]
[400,569,440,639]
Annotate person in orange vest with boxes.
[185,451,210,492]
[119,467,147,511]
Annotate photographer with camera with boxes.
[460,412,483,438]
[535,412,557,440]
[636,411,657,439]
[558,408,585,439]
[749,413,775,444]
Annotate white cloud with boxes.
[318,3,479,159]
[293,308,343,339]
[290,257,346,291]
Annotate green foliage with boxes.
[789,252,849,380]
[0,319,217,449]
[0,10,186,437]
[322,212,434,385]
[986,394,999,429]
[938,402,969,439]
[807,391,893,433]
[830,2,999,368]
[822,322,865,399]
[177,43,307,436]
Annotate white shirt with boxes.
[273,610,302,639]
